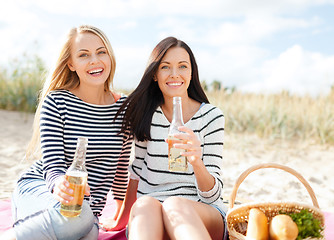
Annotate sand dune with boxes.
[1,109,333,212]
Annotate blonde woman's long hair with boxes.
[25,25,116,162]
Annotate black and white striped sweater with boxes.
[129,104,225,212]
[19,90,133,216]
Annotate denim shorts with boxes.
[11,178,99,240]
[211,204,229,240]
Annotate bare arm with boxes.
[113,199,123,221]
[100,179,139,231]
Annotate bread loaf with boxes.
[269,214,298,240]
[246,208,269,240]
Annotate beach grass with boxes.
[0,54,46,112]
[1,55,333,144]
[208,89,334,144]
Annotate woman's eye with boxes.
[161,65,169,69]
[79,53,88,57]
[180,65,187,69]
[98,51,106,55]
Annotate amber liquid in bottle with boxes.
[60,137,88,217]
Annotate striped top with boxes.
[19,90,133,216]
[129,104,225,212]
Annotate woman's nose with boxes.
[89,54,99,65]
[170,68,179,78]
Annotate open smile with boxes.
[88,68,104,76]
[167,82,183,87]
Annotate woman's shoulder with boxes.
[198,103,224,118]
[47,89,75,99]
[194,103,224,129]
[117,92,128,103]
[43,90,79,106]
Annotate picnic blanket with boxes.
[1,196,333,239]
[0,192,126,240]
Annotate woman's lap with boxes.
[163,197,226,240]
[126,196,228,240]
[12,178,97,240]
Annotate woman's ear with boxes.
[67,61,75,72]
[153,75,157,82]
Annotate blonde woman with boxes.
[2,25,132,240]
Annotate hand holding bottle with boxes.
[172,126,203,168]
[53,176,90,204]
[53,137,90,217]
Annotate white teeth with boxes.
[168,82,182,86]
[89,69,103,74]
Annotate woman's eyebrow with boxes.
[77,46,105,53]
[78,49,89,52]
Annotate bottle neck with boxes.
[172,103,184,126]
[168,97,185,136]
[69,137,88,172]
[73,151,86,167]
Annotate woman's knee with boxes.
[130,196,162,219]
[50,201,95,240]
[162,196,188,212]
[132,196,160,211]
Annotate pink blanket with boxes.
[0,194,126,240]
[1,196,333,239]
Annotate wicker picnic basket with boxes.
[226,163,325,240]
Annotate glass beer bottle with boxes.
[60,137,88,217]
[168,96,188,172]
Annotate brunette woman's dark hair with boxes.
[118,37,209,141]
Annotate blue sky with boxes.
[1,0,334,96]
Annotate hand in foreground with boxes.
[53,175,90,204]
[173,126,203,167]
[99,217,123,231]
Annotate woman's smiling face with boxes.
[67,32,111,89]
[156,47,192,99]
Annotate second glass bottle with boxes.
[168,96,188,172]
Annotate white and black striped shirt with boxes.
[19,90,133,216]
[129,104,225,212]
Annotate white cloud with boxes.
[1,0,333,96]
[240,45,334,95]
[0,2,48,63]
[116,21,137,30]
[155,17,198,42]
[3,0,334,22]
[11,0,334,19]
[113,44,152,90]
[206,15,319,47]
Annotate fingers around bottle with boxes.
[85,183,90,196]
[53,177,74,203]
[177,126,192,134]
[54,192,74,204]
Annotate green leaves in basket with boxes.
[281,209,323,240]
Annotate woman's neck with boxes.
[161,96,201,123]
[70,85,114,105]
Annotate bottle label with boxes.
[168,136,188,172]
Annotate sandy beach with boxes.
[1,109,333,213]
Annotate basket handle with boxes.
[229,163,320,209]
